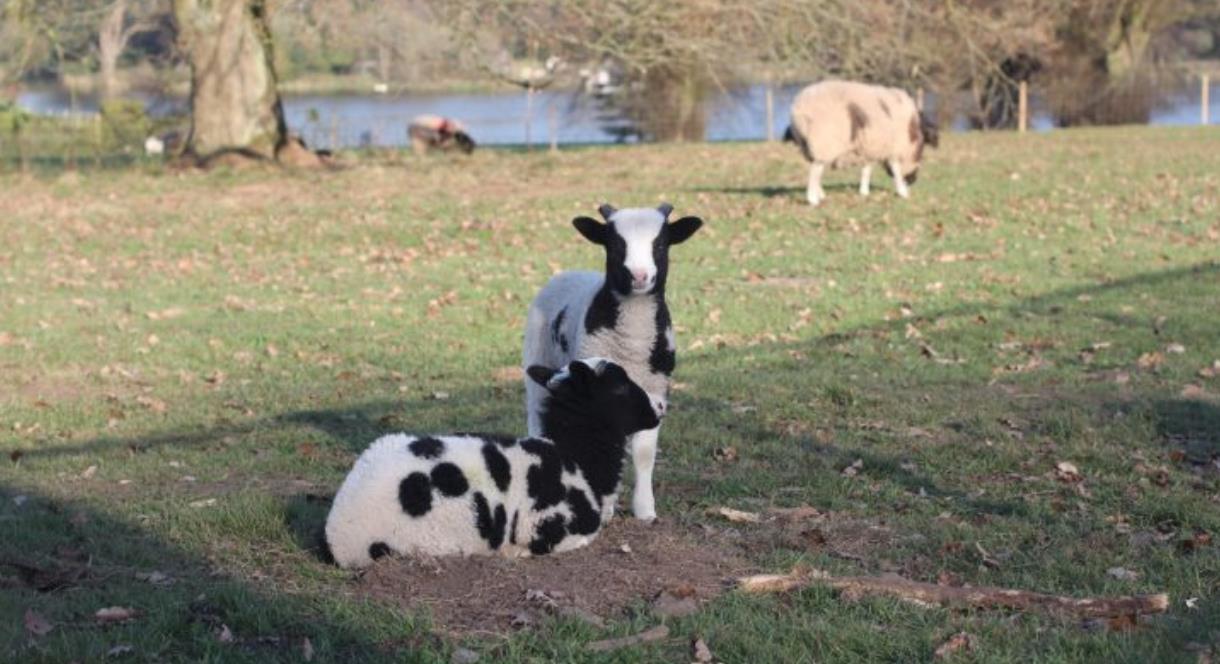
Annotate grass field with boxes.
[2,128,1218,663]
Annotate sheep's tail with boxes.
[782,124,796,143]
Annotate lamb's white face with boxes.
[608,209,666,294]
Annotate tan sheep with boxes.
[786,80,938,206]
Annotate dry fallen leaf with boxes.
[302,637,315,662]
[80,465,98,480]
[106,644,134,658]
[1137,351,1164,370]
[933,632,975,660]
[95,606,137,624]
[691,637,714,663]
[216,624,233,643]
[714,506,763,523]
[1107,567,1140,581]
[842,458,864,477]
[712,446,737,462]
[1055,461,1082,483]
[23,608,53,637]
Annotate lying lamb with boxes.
[785,80,938,206]
[324,358,662,568]
[408,114,476,154]
[523,203,703,521]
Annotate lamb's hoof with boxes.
[633,507,657,523]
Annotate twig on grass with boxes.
[736,567,1169,618]
[586,625,670,653]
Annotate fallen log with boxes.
[736,567,1169,618]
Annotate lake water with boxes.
[17,82,1219,150]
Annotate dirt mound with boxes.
[356,518,750,635]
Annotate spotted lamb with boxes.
[323,358,662,569]
[785,80,938,206]
[523,203,702,522]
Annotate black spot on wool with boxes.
[551,306,569,353]
[398,472,433,516]
[481,443,512,492]
[509,510,519,545]
[521,438,566,510]
[848,102,869,141]
[565,488,600,536]
[649,305,675,376]
[529,514,568,555]
[473,492,507,549]
[584,284,619,334]
[408,437,444,459]
[430,462,469,497]
[368,542,392,560]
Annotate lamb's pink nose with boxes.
[631,269,649,286]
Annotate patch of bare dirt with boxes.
[357,518,750,635]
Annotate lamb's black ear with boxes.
[667,216,703,245]
[572,216,607,245]
[567,360,596,386]
[526,365,558,387]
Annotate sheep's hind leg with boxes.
[889,159,910,199]
[629,427,660,521]
[806,162,826,206]
[859,164,872,196]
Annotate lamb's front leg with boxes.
[629,426,660,522]
[859,164,872,196]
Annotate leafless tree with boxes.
[97,0,161,99]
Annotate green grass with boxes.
[2,127,1219,662]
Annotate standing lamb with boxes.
[324,358,662,569]
[408,114,476,154]
[523,203,703,522]
[785,80,938,206]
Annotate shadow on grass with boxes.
[4,259,1219,658]
[0,484,432,662]
[688,181,873,201]
[12,260,1219,506]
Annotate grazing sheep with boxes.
[785,80,939,206]
[408,114,476,154]
[324,359,662,569]
[523,203,703,522]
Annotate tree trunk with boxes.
[98,1,127,100]
[173,0,285,159]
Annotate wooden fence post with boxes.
[1018,81,1029,133]
[916,87,925,111]
[765,84,775,141]
[548,98,558,153]
[1202,74,1211,126]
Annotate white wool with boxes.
[325,434,537,568]
[523,272,669,435]
[609,208,666,290]
[789,80,925,205]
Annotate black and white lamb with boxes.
[324,358,662,569]
[523,203,702,522]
